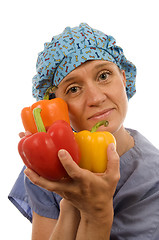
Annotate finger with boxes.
[58,149,82,180]
[25,131,32,136]
[19,131,32,138]
[19,132,25,138]
[24,168,72,193]
[104,143,120,180]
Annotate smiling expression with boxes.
[55,60,128,134]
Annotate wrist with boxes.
[77,211,113,240]
[60,199,81,221]
[50,200,80,240]
[81,209,113,227]
[81,199,114,224]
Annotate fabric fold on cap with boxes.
[32,23,136,101]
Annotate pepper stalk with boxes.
[90,120,109,133]
[33,108,46,133]
[43,86,58,100]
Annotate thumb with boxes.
[105,143,120,179]
[58,149,82,180]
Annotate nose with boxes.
[85,82,106,107]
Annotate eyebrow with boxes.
[59,61,114,86]
[94,62,114,69]
[59,76,77,87]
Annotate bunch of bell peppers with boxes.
[18,89,116,180]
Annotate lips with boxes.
[88,108,114,120]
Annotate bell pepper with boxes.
[21,87,70,134]
[18,108,80,180]
[74,121,116,173]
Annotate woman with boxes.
[9,23,159,239]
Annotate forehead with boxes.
[58,60,117,85]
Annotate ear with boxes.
[121,70,126,87]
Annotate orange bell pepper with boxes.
[21,87,70,133]
[74,121,116,173]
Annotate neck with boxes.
[113,125,134,157]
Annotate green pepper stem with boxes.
[90,120,109,133]
[43,86,58,100]
[33,108,46,132]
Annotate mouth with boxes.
[88,108,115,121]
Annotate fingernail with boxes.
[58,149,66,158]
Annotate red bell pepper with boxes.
[18,108,80,180]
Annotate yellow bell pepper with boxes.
[74,121,116,173]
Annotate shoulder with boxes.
[122,128,159,167]
[128,128,159,153]
[119,128,159,188]
[112,129,159,239]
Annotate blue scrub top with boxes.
[8,129,159,239]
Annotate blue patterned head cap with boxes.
[32,23,136,101]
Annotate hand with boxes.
[24,143,120,223]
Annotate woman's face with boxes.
[55,60,128,134]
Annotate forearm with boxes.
[49,200,80,240]
[76,207,113,240]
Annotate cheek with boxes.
[111,80,128,115]
[67,102,82,125]
[118,88,128,118]
[67,101,89,131]
[115,76,127,97]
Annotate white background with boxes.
[1,0,159,239]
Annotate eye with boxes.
[98,71,109,81]
[69,86,78,93]
[66,86,79,95]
